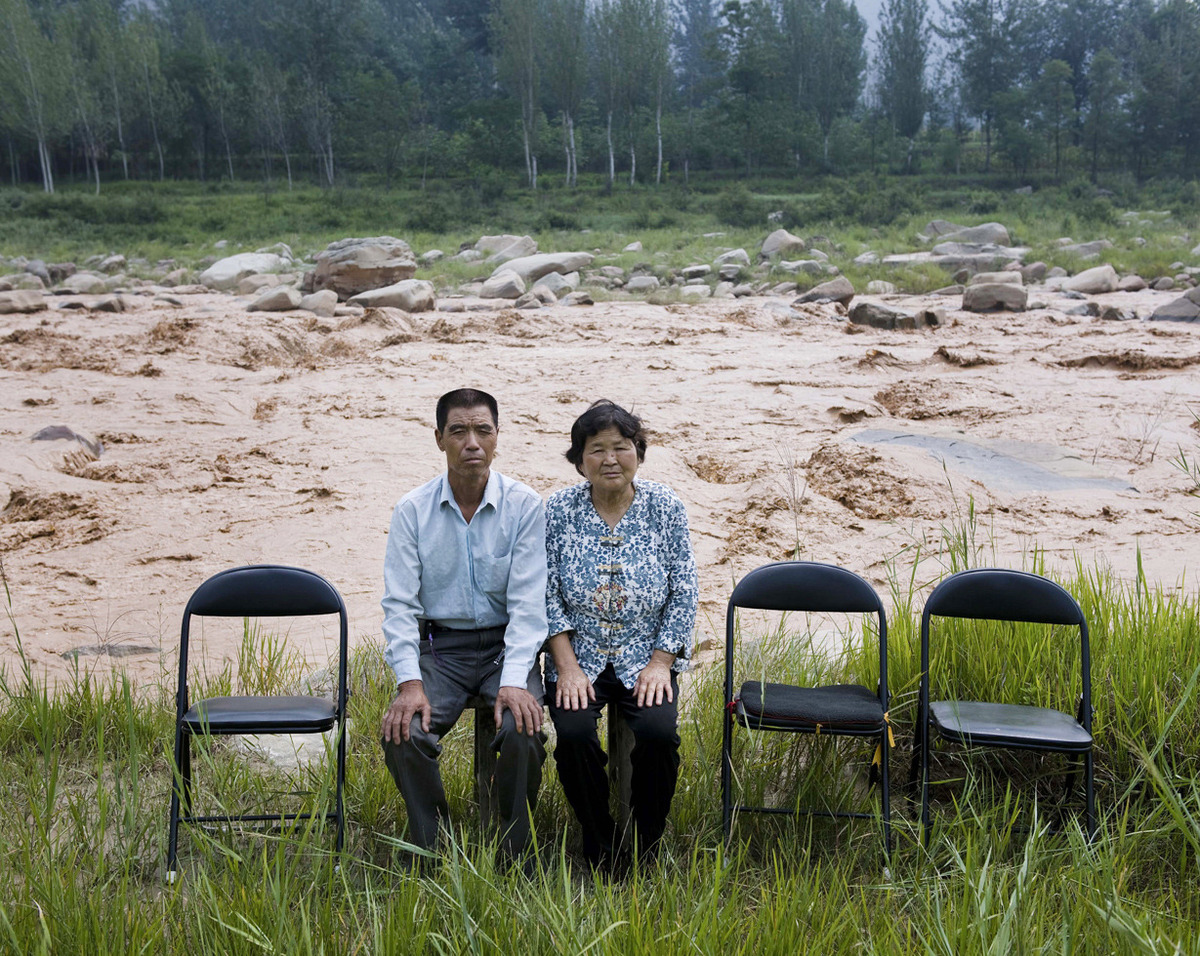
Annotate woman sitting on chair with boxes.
[544,400,698,871]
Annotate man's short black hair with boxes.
[565,400,647,474]
[436,388,499,432]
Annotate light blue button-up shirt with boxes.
[382,470,549,688]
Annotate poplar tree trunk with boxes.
[606,111,614,188]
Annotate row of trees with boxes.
[1,0,1197,193]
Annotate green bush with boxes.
[713,184,766,228]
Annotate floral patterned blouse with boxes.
[544,478,698,689]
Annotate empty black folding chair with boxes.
[722,561,891,852]
[916,567,1095,845]
[166,565,349,881]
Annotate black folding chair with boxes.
[166,565,349,881]
[916,568,1095,845]
[722,561,891,852]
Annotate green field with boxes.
[1,539,1198,954]
[2,177,1197,299]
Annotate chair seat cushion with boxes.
[737,681,884,733]
[930,700,1092,752]
[183,695,337,734]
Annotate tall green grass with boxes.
[1,546,1199,953]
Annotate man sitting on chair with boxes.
[380,387,547,863]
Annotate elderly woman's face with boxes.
[581,426,639,493]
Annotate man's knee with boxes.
[495,710,547,759]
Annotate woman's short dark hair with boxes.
[565,400,647,474]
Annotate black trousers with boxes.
[547,663,680,863]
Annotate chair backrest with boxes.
[920,568,1089,726]
[922,568,1083,626]
[725,561,887,703]
[185,565,346,618]
[177,565,349,711]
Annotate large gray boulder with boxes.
[1062,264,1119,294]
[962,283,1027,312]
[56,272,107,295]
[714,248,750,268]
[760,229,806,259]
[534,271,576,297]
[484,235,538,265]
[247,286,302,312]
[923,219,966,238]
[794,276,854,306]
[480,270,526,300]
[940,222,1012,246]
[779,259,826,276]
[347,278,436,312]
[476,234,531,255]
[625,275,660,293]
[299,290,339,317]
[201,253,287,292]
[312,237,416,300]
[1062,239,1113,259]
[849,301,913,329]
[1150,297,1200,322]
[969,271,1023,286]
[490,252,594,284]
[0,290,47,314]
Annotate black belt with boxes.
[420,621,506,640]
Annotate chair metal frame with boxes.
[166,565,349,880]
[722,561,891,852]
[917,567,1095,845]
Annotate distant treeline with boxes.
[1,0,1197,193]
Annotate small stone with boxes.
[1152,276,1175,291]
[561,291,593,306]
[866,281,896,295]
[246,286,302,312]
[682,264,711,280]
[622,241,643,253]
[1117,275,1147,292]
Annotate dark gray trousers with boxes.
[381,629,545,857]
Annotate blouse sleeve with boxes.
[544,492,574,639]
[652,487,698,659]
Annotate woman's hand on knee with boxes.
[554,664,595,711]
[634,656,674,708]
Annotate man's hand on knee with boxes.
[382,679,431,744]
[495,686,543,736]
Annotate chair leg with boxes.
[1084,750,1096,842]
[879,730,891,858]
[721,712,733,842]
[919,719,932,848]
[335,717,347,854]
[167,726,187,880]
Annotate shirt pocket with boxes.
[475,546,512,597]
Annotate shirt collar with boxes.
[439,470,500,515]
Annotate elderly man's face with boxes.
[436,405,498,482]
